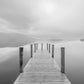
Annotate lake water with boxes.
[0,41,84,84]
[54,41,84,84]
[0,45,31,84]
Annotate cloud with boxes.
[0,0,84,39]
[0,18,16,33]
[0,18,31,34]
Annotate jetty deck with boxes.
[14,43,71,84]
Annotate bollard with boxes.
[36,43,38,50]
[19,47,23,73]
[47,43,48,50]
[52,44,54,58]
[41,43,43,51]
[49,44,50,53]
[61,47,65,73]
[34,44,36,53]
[31,44,33,58]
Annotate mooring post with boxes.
[19,47,23,73]
[31,44,33,58]
[61,47,65,73]
[49,44,50,53]
[36,43,38,50]
[35,43,36,52]
[52,44,54,58]
[47,43,48,51]
[41,43,43,51]
[34,43,36,53]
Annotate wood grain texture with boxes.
[14,44,71,84]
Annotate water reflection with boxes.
[0,41,84,84]
[0,46,30,84]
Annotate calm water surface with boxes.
[0,41,84,84]
[54,41,84,84]
[0,46,30,84]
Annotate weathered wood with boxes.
[61,47,65,73]
[36,43,38,50]
[49,44,50,53]
[35,43,38,52]
[47,43,48,50]
[30,44,33,58]
[14,45,71,84]
[19,47,24,73]
[41,43,43,51]
[34,44,36,53]
[52,44,54,58]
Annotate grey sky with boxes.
[0,0,84,39]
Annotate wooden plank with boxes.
[14,44,71,84]
[14,82,71,84]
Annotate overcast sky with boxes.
[0,0,84,40]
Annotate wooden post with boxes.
[47,43,48,50]
[36,43,38,50]
[41,43,43,51]
[19,47,23,73]
[52,44,54,58]
[35,44,36,52]
[49,44,50,53]
[61,47,65,73]
[34,44,36,53]
[31,44,33,58]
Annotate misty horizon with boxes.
[0,0,84,84]
[0,0,84,42]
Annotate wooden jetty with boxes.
[14,43,71,84]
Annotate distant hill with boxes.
[0,33,36,48]
[80,39,84,41]
[49,39,63,42]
